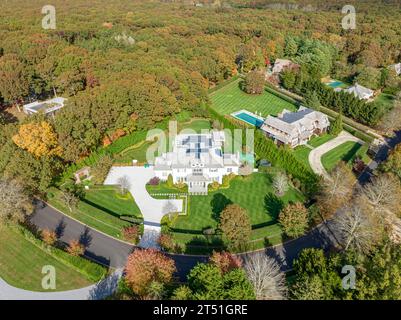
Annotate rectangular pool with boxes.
[232,111,264,127]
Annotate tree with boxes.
[273,172,289,196]
[0,179,33,223]
[279,202,309,238]
[244,253,287,300]
[355,67,381,90]
[333,202,383,254]
[280,69,296,90]
[0,54,29,106]
[12,121,62,158]
[305,91,321,110]
[91,155,113,184]
[124,249,176,299]
[67,240,85,256]
[290,248,344,300]
[41,229,57,246]
[360,173,401,216]
[243,70,265,95]
[117,175,130,195]
[377,100,401,135]
[316,162,356,219]
[329,113,343,136]
[383,144,401,180]
[284,37,298,57]
[171,285,192,300]
[187,263,255,300]
[209,251,242,274]
[219,204,251,251]
[60,183,83,212]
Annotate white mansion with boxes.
[261,107,330,148]
[154,131,241,194]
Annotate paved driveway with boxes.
[308,131,364,179]
[104,166,183,225]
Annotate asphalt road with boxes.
[30,201,336,281]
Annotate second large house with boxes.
[154,131,241,194]
[260,106,330,148]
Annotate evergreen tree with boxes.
[329,113,343,136]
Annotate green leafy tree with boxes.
[186,263,255,300]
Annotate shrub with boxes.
[167,174,174,188]
[91,154,113,184]
[67,240,85,256]
[148,177,160,186]
[122,225,140,243]
[41,229,57,246]
[158,233,175,251]
[209,251,242,274]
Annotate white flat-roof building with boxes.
[23,97,66,117]
[260,107,330,148]
[154,131,241,194]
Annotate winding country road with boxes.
[29,200,337,282]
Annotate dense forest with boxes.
[0,0,400,194]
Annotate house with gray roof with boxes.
[260,107,330,148]
[154,131,240,194]
[344,83,374,100]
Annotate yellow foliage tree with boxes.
[12,121,63,158]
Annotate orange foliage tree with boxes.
[12,121,62,158]
[209,251,242,274]
[124,249,176,298]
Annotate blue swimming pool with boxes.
[327,81,345,88]
[233,112,264,127]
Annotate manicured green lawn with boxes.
[210,78,297,116]
[179,119,211,133]
[0,225,93,291]
[84,187,142,218]
[321,141,366,172]
[292,146,313,172]
[170,173,304,251]
[292,134,335,172]
[48,186,142,239]
[308,134,334,148]
[114,141,154,164]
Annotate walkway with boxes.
[104,166,183,225]
[0,269,122,300]
[308,131,364,179]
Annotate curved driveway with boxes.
[104,166,183,225]
[308,131,364,179]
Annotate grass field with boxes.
[114,141,154,164]
[48,186,142,239]
[210,78,297,116]
[84,187,142,218]
[179,119,211,133]
[321,141,367,172]
[168,173,304,252]
[0,225,93,291]
[375,93,396,111]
